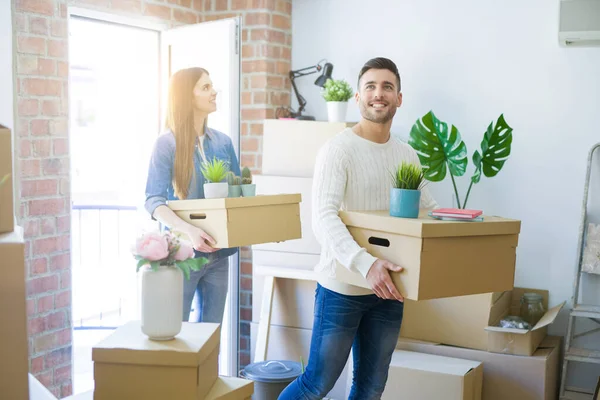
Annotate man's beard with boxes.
[358,101,396,124]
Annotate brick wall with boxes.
[12,0,291,396]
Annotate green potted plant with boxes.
[389,161,427,218]
[241,166,256,196]
[408,111,513,209]
[201,157,229,199]
[321,78,353,122]
[227,171,242,197]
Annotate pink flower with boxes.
[135,232,169,261]
[174,239,195,261]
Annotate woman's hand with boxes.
[187,227,218,253]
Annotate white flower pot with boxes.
[204,182,229,199]
[327,101,348,122]
[141,265,183,341]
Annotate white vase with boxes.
[327,101,348,122]
[204,182,229,199]
[141,265,183,341]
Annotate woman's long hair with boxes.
[165,67,209,199]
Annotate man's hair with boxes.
[357,57,401,92]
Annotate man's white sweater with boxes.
[312,128,439,296]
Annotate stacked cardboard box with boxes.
[83,320,253,399]
[0,124,30,399]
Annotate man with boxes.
[278,57,438,400]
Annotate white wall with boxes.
[0,1,13,129]
[293,0,600,388]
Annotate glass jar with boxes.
[520,293,545,326]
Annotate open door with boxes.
[160,17,241,377]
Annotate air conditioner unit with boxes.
[559,0,600,46]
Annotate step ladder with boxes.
[559,142,600,400]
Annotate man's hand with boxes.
[187,227,218,253]
[365,259,404,302]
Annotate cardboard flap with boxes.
[391,350,481,376]
[532,301,566,331]
[168,194,301,211]
[92,321,220,367]
[340,209,521,238]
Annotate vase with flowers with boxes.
[133,231,208,340]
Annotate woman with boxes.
[144,67,241,324]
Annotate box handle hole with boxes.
[368,237,390,247]
[190,213,207,220]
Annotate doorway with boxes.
[68,10,241,394]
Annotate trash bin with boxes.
[241,360,303,400]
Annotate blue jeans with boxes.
[183,256,230,323]
[278,284,404,400]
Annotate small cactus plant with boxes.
[226,171,235,185]
[241,167,252,185]
[233,176,242,185]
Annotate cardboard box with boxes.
[65,377,255,400]
[262,119,354,177]
[336,209,521,300]
[29,374,57,400]
[252,175,320,255]
[400,287,565,356]
[92,321,220,400]
[0,227,29,400]
[205,376,254,400]
[168,194,302,248]
[250,323,350,400]
[0,124,15,233]
[252,272,316,330]
[396,336,561,400]
[381,350,483,400]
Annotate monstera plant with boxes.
[408,111,513,209]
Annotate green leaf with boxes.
[190,257,209,271]
[136,259,147,272]
[471,114,513,184]
[150,261,160,272]
[178,261,191,281]
[408,111,468,182]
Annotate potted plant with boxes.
[409,111,513,209]
[389,161,427,218]
[133,231,208,340]
[241,166,256,196]
[321,78,353,122]
[227,171,242,197]
[201,157,230,199]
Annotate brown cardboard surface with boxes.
[92,321,220,400]
[396,336,561,400]
[340,209,521,238]
[335,209,519,300]
[252,271,317,329]
[262,119,355,177]
[401,287,564,356]
[1,227,29,400]
[252,175,320,255]
[168,194,302,248]
[29,374,57,400]
[381,349,483,400]
[250,323,350,400]
[0,124,15,233]
[63,391,93,399]
[204,376,254,400]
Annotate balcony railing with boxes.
[71,204,152,329]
